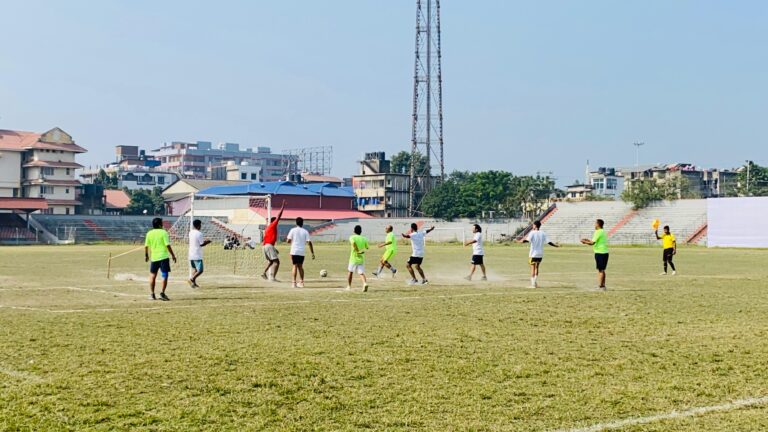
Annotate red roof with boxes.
[251,207,372,220]
[0,198,48,211]
[0,129,87,153]
[105,190,130,209]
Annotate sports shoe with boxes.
[148,293,156,301]
[187,279,194,288]
[421,280,429,285]
[261,273,268,280]
[192,282,201,289]
[659,272,667,276]
[463,276,472,281]
[407,279,418,286]
[481,276,487,281]
[159,292,170,301]
[595,286,607,291]
[672,271,677,276]
[392,268,397,277]
[297,281,305,288]
[363,284,369,292]
[291,282,298,288]
[345,286,352,291]
[372,271,379,277]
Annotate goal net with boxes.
[107,194,271,282]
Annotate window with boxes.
[591,179,605,190]
[40,186,54,195]
[65,188,70,194]
[250,173,257,180]
[607,178,618,190]
[241,173,247,180]
[65,207,71,215]
[42,167,55,176]
[157,176,165,185]
[66,168,71,175]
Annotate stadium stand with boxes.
[538,201,632,244]
[611,200,707,245]
[0,214,38,243]
[32,215,178,243]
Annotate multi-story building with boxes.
[352,152,411,218]
[210,162,261,182]
[587,167,624,199]
[80,145,180,191]
[150,141,293,181]
[0,127,86,214]
[619,163,738,198]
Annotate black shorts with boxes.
[471,255,484,265]
[291,255,305,265]
[407,256,424,265]
[150,258,171,275]
[529,257,543,264]
[663,248,675,261]
[594,253,609,271]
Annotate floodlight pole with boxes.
[633,141,645,168]
[746,160,751,196]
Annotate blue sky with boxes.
[2,1,767,185]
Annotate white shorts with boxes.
[263,244,279,261]
[347,264,365,274]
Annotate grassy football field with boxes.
[1,243,768,431]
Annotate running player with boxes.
[346,225,370,292]
[286,217,315,288]
[261,200,286,281]
[145,217,177,301]
[655,225,677,275]
[516,220,559,287]
[188,219,211,288]
[402,223,435,285]
[581,218,609,291]
[464,224,487,281]
[373,225,398,278]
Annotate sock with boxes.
[391,267,397,273]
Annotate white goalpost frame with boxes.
[178,193,272,279]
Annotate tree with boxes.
[737,161,768,196]
[621,178,682,209]
[94,169,119,189]
[421,170,557,220]
[125,187,166,215]
[391,151,429,175]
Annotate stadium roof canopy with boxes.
[0,197,48,211]
[198,181,356,198]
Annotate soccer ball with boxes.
[319,269,328,278]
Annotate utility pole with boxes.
[746,160,751,196]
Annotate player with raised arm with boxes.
[581,218,609,291]
[516,220,559,288]
[402,223,435,285]
[188,219,212,288]
[464,224,487,281]
[262,200,286,281]
[655,225,677,275]
[287,217,315,288]
[373,225,398,278]
[145,217,177,301]
[346,225,370,292]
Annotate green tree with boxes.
[737,161,768,196]
[390,151,429,175]
[621,178,681,209]
[125,187,165,215]
[94,169,119,189]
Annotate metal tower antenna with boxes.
[409,0,444,216]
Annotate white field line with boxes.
[0,364,44,383]
[0,289,579,314]
[552,396,768,432]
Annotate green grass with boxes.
[1,243,768,431]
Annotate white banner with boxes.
[708,197,768,248]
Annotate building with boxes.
[619,163,738,199]
[0,127,86,214]
[564,184,593,201]
[150,141,293,181]
[210,162,261,182]
[162,179,249,216]
[196,181,371,226]
[587,167,624,199]
[351,152,411,218]
[80,145,179,191]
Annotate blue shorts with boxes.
[190,260,204,272]
[150,258,171,277]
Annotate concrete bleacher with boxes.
[614,200,707,245]
[32,215,179,243]
[539,201,633,245]
[0,214,38,243]
[536,200,708,245]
